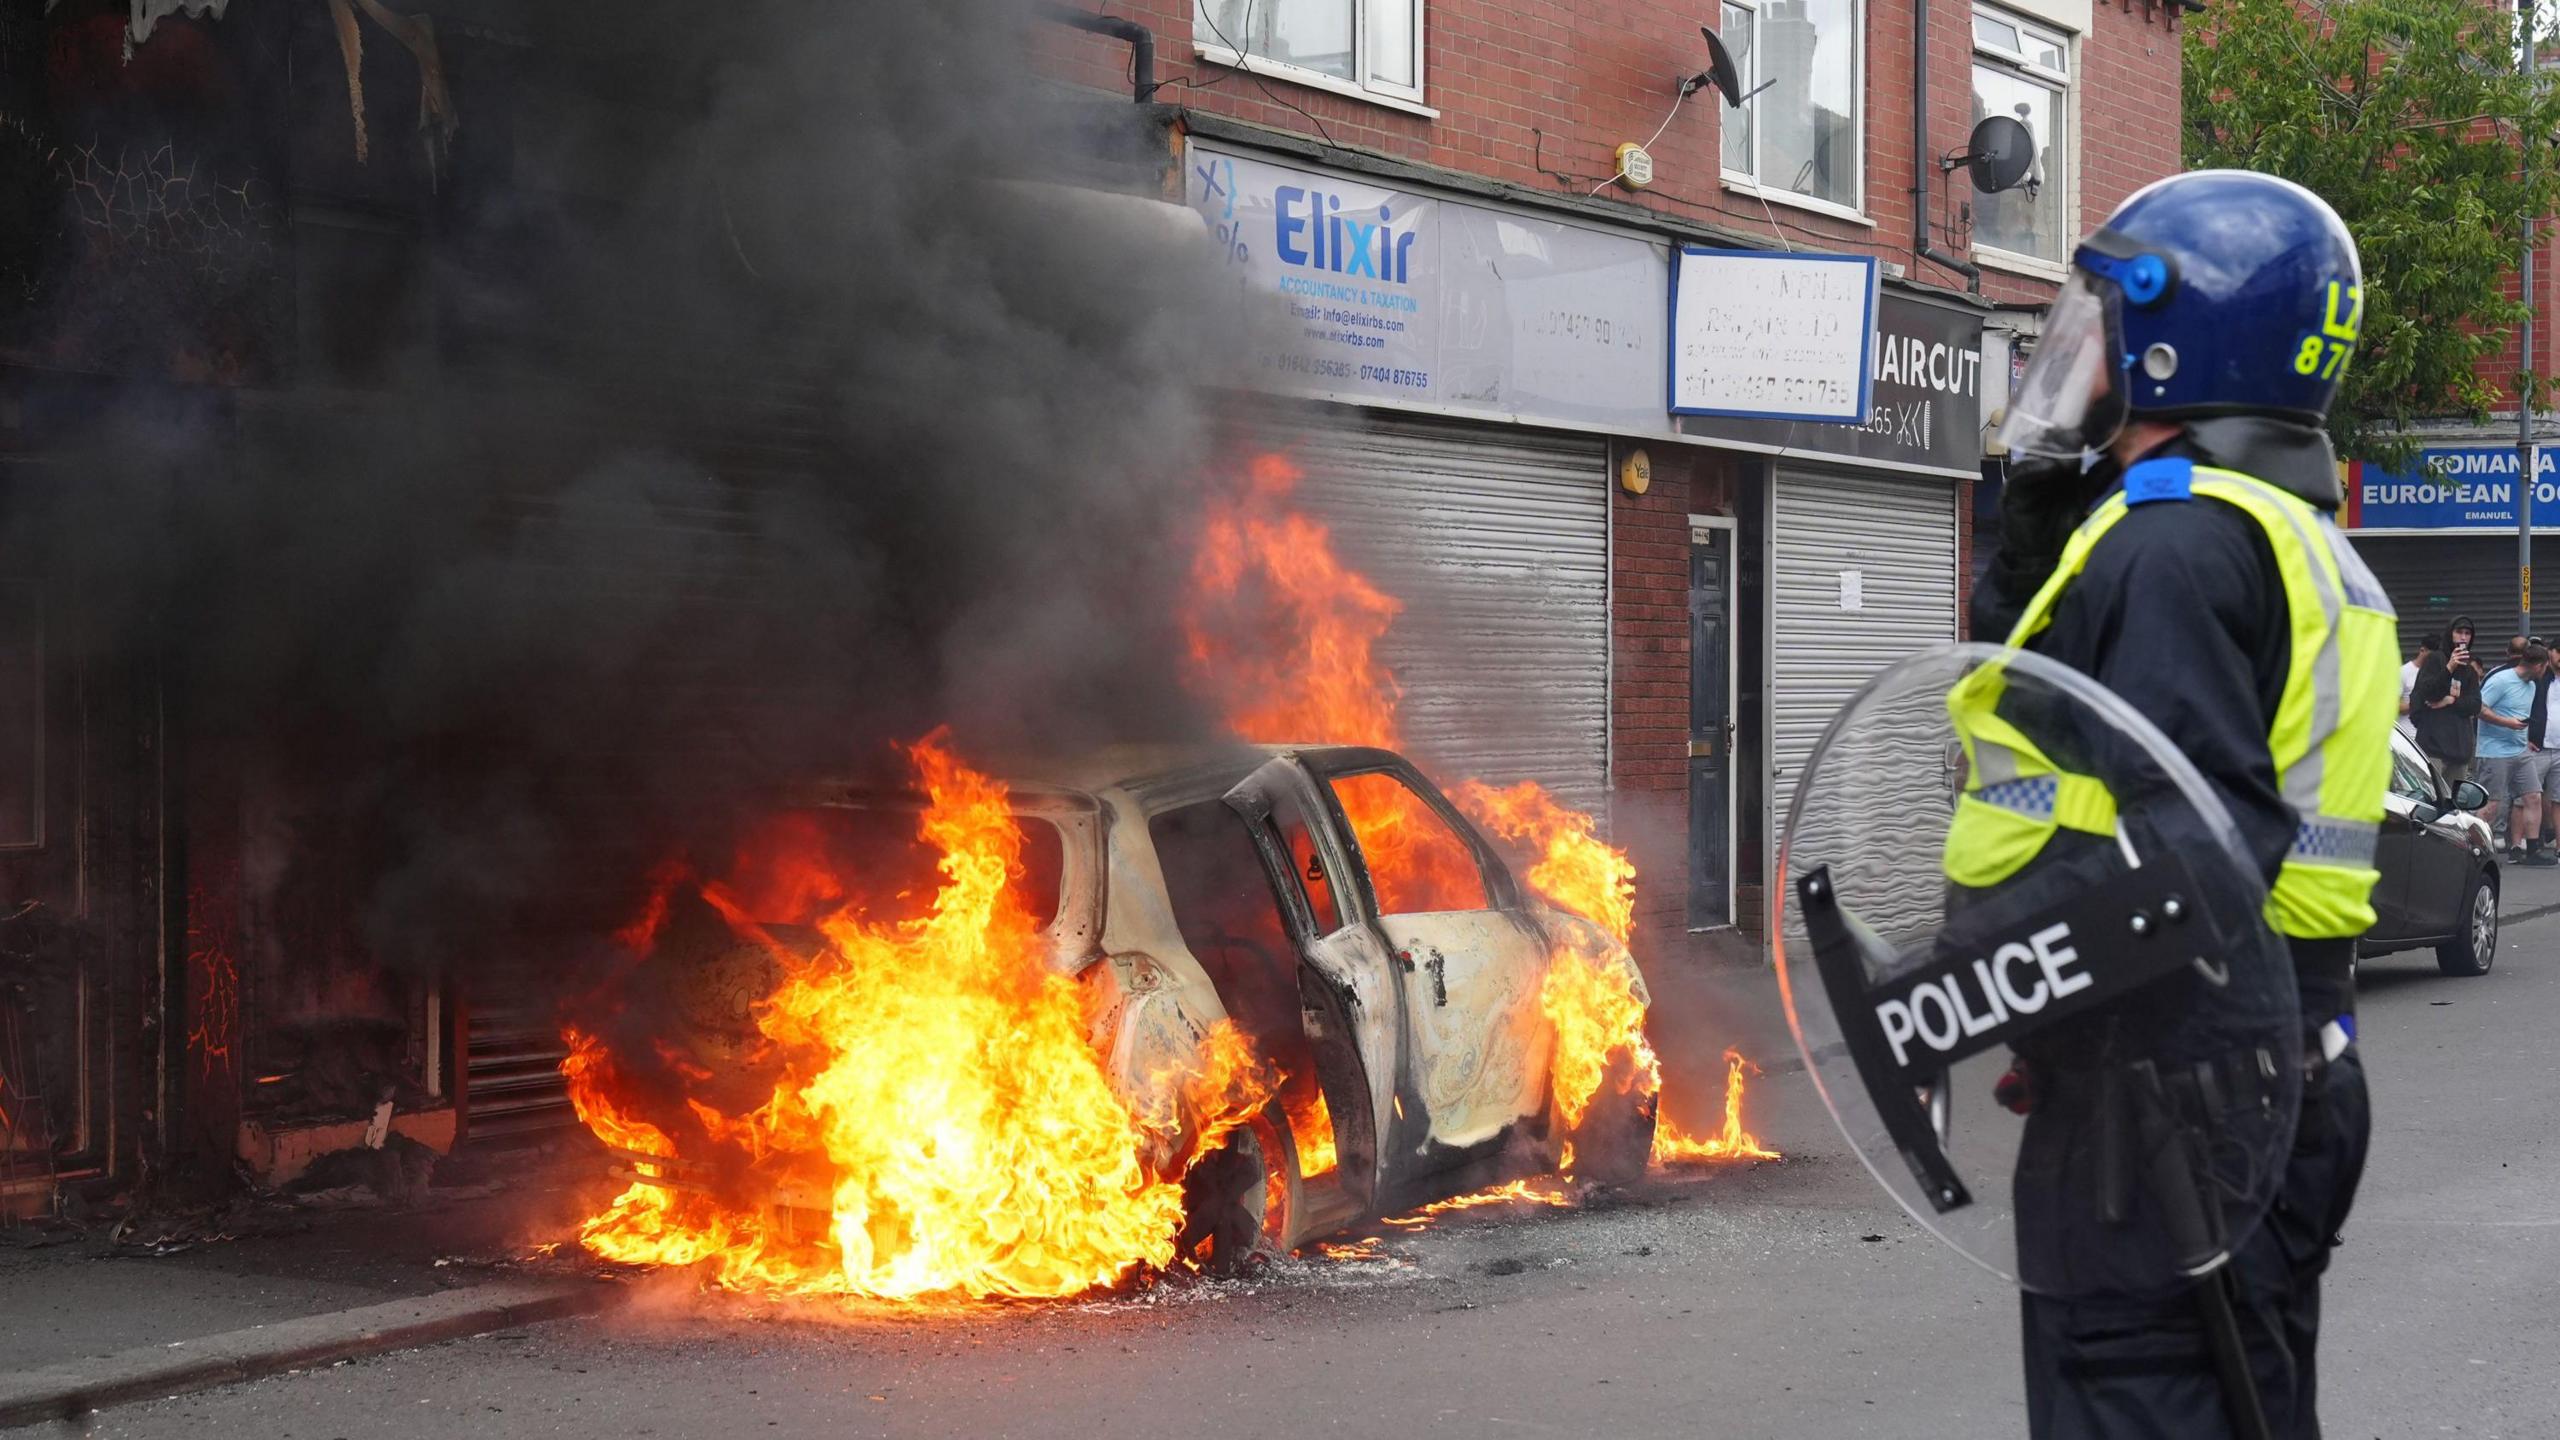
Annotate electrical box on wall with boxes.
[1615,142,1655,190]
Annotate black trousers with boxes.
[2019,1047,2371,1439]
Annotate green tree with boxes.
[2185,0,2560,464]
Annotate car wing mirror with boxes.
[2451,780,2489,812]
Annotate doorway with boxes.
[1688,517,1735,930]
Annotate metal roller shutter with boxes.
[2356,535,2525,654]
[1280,413,1612,812]
[1771,468,1959,947]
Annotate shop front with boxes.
[1676,284,1989,946]
[1182,135,1685,822]
[2344,444,2553,647]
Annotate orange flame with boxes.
[1655,1049,1781,1163]
[1184,451,1773,1175]
[1288,1089,1338,1177]
[564,738,1277,1301]
[1381,1177,1576,1227]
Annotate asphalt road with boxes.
[72,915,2560,1440]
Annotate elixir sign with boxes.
[1187,141,1670,431]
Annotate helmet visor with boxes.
[1997,274,2129,461]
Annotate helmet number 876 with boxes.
[2294,334,2352,379]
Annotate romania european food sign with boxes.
[2343,446,2560,532]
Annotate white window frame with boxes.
[1969,4,2076,279]
[1717,0,1869,223]
[1192,0,1434,117]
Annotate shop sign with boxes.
[1670,248,1877,422]
[1186,142,1672,434]
[2345,446,2560,531]
[1679,292,1985,478]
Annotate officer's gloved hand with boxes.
[1971,451,2114,641]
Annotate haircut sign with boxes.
[1679,290,1986,478]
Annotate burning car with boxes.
[579,739,1660,1288]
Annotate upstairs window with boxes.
[1194,0,1426,107]
[1971,7,2072,264]
[1718,0,1863,215]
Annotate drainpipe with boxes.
[1912,0,1983,293]
[1041,4,1157,103]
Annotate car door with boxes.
[2368,735,2434,943]
[1294,748,1554,1170]
[2403,742,2482,937]
[1221,759,1398,1215]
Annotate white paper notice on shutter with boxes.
[1839,569,1864,611]
[1669,248,1878,423]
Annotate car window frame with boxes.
[2388,738,2439,805]
[1288,747,1523,921]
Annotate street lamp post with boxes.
[2524,0,2540,638]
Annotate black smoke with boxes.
[3,0,1261,998]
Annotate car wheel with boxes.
[2436,871,2499,977]
[1562,1047,1660,1187]
[1178,1106,1299,1273]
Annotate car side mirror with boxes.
[2452,780,2489,812]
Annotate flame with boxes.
[1186,454,1403,749]
[1183,452,1773,1176]
[1655,1049,1781,1163]
[1381,1177,1576,1228]
[1288,1089,1338,1177]
[564,737,1278,1302]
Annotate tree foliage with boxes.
[2185,0,2560,463]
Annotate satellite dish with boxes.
[1964,114,2037,194]
[1694,25,1748,108]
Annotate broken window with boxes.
[1327,771,1488,916]
[0,581,38,849]
[1151,800,1302,1043]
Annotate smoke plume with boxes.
[3,0,1257,996]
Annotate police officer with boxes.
[1971,170,2396,1438]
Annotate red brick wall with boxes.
[1608,443,1743,959]
[1046,0,2185,302]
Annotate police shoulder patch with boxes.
[2121,457,2195,505]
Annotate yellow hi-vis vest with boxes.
[1946,458,2399,940]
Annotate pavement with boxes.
[1,900,2553,1437]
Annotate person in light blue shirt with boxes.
[2477,645,2547,860]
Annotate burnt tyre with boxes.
[1177,1106,1299,1274]
[2437,871,2499,977]
[1563,1047,1659,1187]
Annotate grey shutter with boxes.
[2356,535,2523,655]
[1771,468,1959,948]
[1280,413,1612,812]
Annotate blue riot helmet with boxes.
[1999,171,2363,461]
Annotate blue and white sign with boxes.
[1669,247,1878,423]
[2346,446,2560,531]
[1186,141,1673,433]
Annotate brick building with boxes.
[1041,0,2191,958]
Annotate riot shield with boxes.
[1775,642,2303,1298]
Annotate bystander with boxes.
[2523,639,2560,864]
[2411,631,2472,783]
[2477,643,2548,862]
